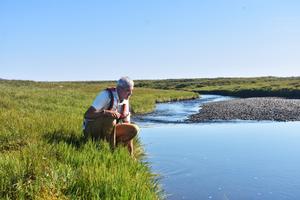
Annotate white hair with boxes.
[117,76,134,88]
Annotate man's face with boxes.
[119,86,133,101]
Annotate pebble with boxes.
[188,97,300,122]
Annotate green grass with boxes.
[135,76,300,98]
[3,77,298,199]
[0,80,197,199]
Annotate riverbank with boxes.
[188,97,300,122]
[0,80,198,199]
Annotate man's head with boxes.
[116,76,134,101]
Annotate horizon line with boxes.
[1,75,300,83]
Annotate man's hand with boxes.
[104,110,121,119]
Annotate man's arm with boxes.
[85,90,121,119]
[122,101,131,123]
[84,106,121,119]
[85,89,108,119]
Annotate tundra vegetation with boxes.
[0,80,197,199]
[135,77,300,98]
[1,76,298,199]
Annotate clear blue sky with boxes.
[1,0,299,81]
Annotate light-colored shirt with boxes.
[91,89,130,122]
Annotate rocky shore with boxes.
[188,97,300,122]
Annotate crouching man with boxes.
[83,76,139,157]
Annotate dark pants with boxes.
[83,117,139,149]
[83,117,116,143]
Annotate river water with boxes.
[134,95,300,200]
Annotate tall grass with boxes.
[0,80,196,199]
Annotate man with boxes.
[83,77,139,157]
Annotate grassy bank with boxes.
[135,76,300,98]
[0,80,197,199]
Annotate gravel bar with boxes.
[188,97,300,122]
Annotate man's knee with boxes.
[116,123,139,142]
[130,124,139,137]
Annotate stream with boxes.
[134,95,300,200]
